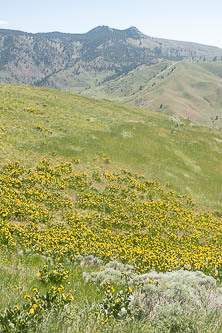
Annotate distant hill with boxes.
[84,61,222,129]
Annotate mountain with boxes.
[0,26,222,90]
[1,26,222,127]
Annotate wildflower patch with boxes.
[0,159,221,281]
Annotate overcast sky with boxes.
[1,0,222,48]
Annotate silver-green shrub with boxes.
[83,260,133,285]
[83,261,222,332]
[74,254,103,268]
[130,270,222,332]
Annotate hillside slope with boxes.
[0,84,222,210]
[1,143,222,332]
[0,83,222,332]
[84,61,222,128]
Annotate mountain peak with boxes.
[127,26,141,33]
[124,26,143,38]
[86,25,143,40]
[87,26,112,34]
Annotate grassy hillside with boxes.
[0,84,222,332]
[0,158,222,332]
[84,61,222,129]
[0,159,222,333]
[82,61,171,98]
[1,83,222,210]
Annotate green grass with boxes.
[0,250,105,332]
[0,83,222,210]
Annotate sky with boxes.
[1,0,222,48]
